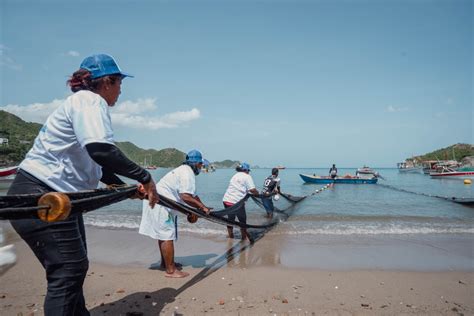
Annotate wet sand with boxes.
[0,225,473,315]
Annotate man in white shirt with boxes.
[222,162,259,242]
[139,150,211,278]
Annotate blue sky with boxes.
[0,0,472,167]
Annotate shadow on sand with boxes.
[89,230,266,315]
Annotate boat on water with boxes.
[300,173,378,184]
[276,166,286,170]
[422,160,460,174]
[429,166,474,179]
[397,162,422,173]
[0,166,18,190]
[356,166,382,176]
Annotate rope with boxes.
[0,183,334,225]
[377,183,474,205]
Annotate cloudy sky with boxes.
[0,0,472,167]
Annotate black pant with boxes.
[8,170,90,316]
[223,202,247,224]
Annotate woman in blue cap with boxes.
[139,150,212,278]
[7,53,159,315]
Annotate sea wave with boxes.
[84,214,474,236]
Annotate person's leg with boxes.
[159,240,189,278]
[262,197,273,218]
[158,240,182,270]
[8,171,90,315]
[223,202,235,238]
[236,205,253,243]
[11,215,90,316]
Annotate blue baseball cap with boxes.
[80,54,133,79]
[186,149,204,164]
[240,162,251,171]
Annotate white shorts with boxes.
[139,201,178,241]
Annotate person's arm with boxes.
[86,143,150,183]
[180,193,211,214]
[86,142,158,207]
[100,167,125,186]
[248,188,260,196]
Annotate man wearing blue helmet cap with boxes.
[222,162,260,242]
[7,53,159,314]
[140,150,212,278]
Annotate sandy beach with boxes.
[1,224,473,316]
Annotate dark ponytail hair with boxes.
[67,69,121,93]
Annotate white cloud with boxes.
[112,98,200,129]
[114,98,157,114]
[0,44,22,71]
[66,50,80,57]
[386,105,407,113]
[1,99,63,124]
[0,97,201,130]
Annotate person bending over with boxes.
[222,162,259,242]
[261,168,281,219]
[139,150,211,278]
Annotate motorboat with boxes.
[422,160,461,174]
[300,173,378,184]
[429,166,474,179]
[397,162,422,173]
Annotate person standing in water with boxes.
[261,168,281,219]
[222,162,259,242]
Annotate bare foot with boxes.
[165,270,189,278]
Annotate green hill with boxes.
[412,143,474,162]
[0,110,187,167]
[0,110,42,165]
[212,159,240,169]
[115,142,185,168]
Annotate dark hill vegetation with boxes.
[412,143,473,162]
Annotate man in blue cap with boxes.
[222,162,260,242]
[139,150,212,278]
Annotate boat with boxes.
[429,166,474,179]
[422,160,460,174]
[0,166,18,190]
[276,166,286,170]
[300,173,378,184]
[356,166,384,179]
[397,162,422,173]
[357,166,381,176]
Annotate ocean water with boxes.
[80,168,474,237]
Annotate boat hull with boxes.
[430,171,474,179]
[299,174,378,184]
[398,167,422,173]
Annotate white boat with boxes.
[430,166,474,179]
[397,162,422,173]
[356,166,383,179]
[0,166,18,190]
[422,160,461,174]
